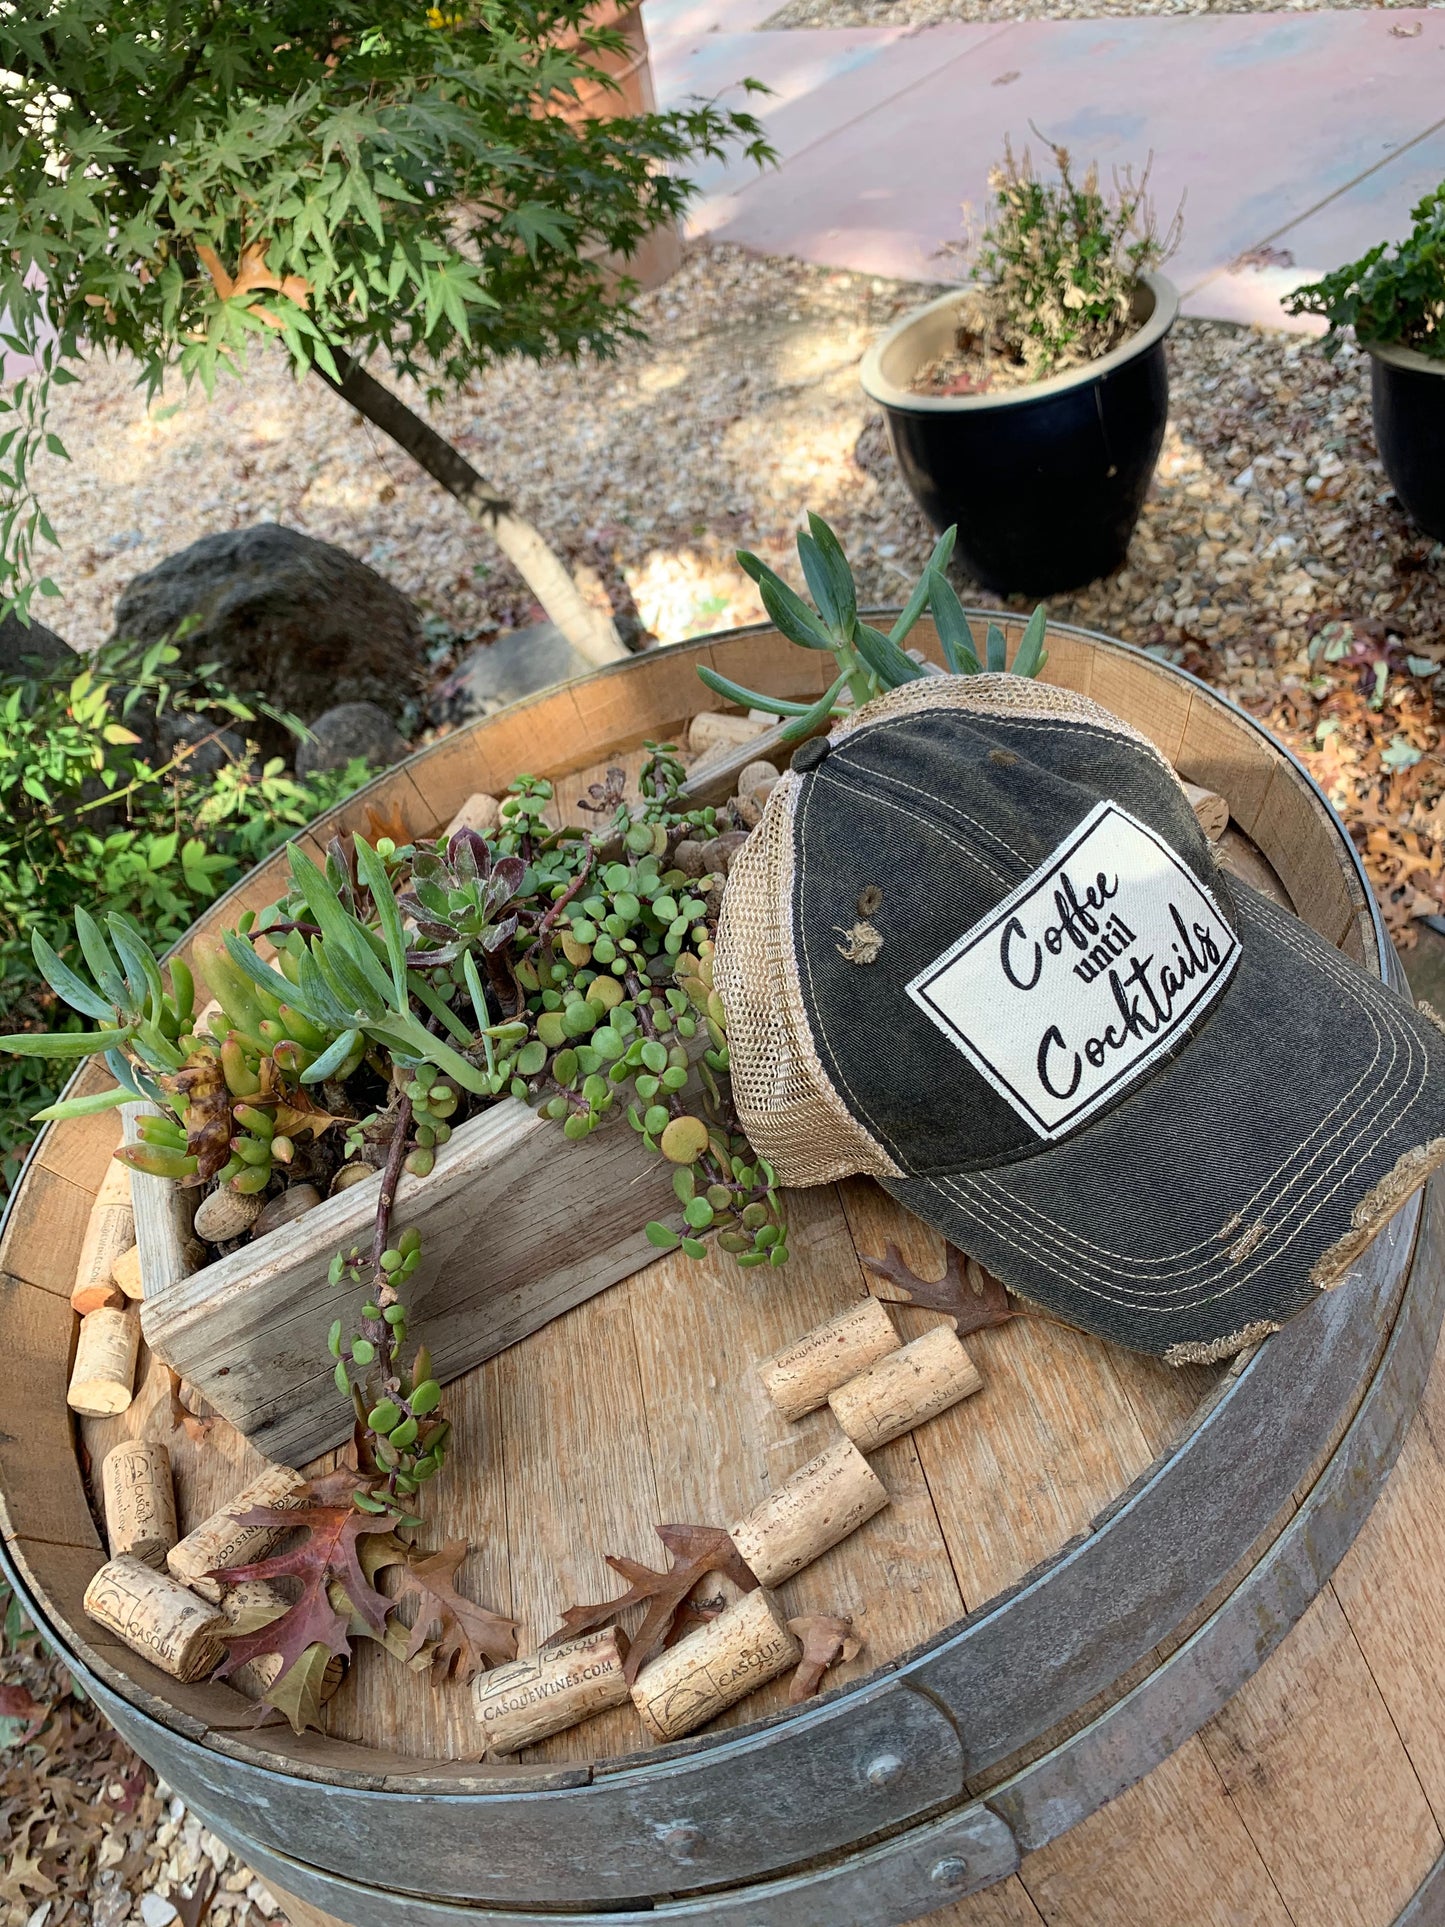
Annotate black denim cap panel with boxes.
[772,689,1445,1360]
[882,881,1445,1357]
[791,705,1235,1174]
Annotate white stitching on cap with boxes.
[956,897,1412,1285]
[945,921,1413,1301]
[955,893,1399,1276]
[926,909,1434,1313]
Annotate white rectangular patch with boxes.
[906,800,1240,1140]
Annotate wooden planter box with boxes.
[127,1094,690,1467]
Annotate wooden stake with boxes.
[83,1555,227,1682]
[828,1324,983,1453]
[67,1306,141,1416]
[729,1436,889,1587]
[101,1440,178,1567]
[473,1627,631,1756]
[758,1298,901,1421]
[631,1587,801,1742]
[167,1463,307,1601]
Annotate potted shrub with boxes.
[860,135,1183,595]
[1285,183,1445,541]
[6,517,1044,1465]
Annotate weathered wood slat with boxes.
[139,1093,690,1465]
[1199,1588,1441,1923]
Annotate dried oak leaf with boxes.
[392,1542,517,1685]
[787,1614,862,1702]
[209,1470,396,1697]
[165,1052,233,1184]
[171,1862,219,1927]
[547,1524,759,1684]
[861,1242,1022,1339]
[0,1681,47,1740]
[166,1367,214,1445]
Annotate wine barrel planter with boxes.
[5,618,1445,1927]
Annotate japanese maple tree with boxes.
[0,1,768,650]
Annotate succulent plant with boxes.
[696,513,1049,738]
[7,513,1047,1542]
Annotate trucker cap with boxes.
[714,674,1445,1364]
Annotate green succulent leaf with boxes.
[1011,603,1049,678]
[736,550,836,651]
[694,667,817,717]
[30,1085,132,1123]
[354,835,409,1007]
[31,931,112,1022]
[929,571,982,675]
[986,623,1009,673]
[0,1026,131,1059]
[778,669,851,747]
[299,1026,362,1085]
[854,622,926,689]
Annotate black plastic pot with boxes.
[860,273,1178,595]
[1368,341,1445,542]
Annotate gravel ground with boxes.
[6,239,1445,1911]
[765,0,1436,28]
[1,1582,291,1927]
[33,242,1445,947]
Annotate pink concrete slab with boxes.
[652,22,1016,210]
[1187,123,1445,330]
[697,10,1445,305]
[641,0,779,62]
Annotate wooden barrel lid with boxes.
[4,619,1434,1927]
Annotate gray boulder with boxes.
[296,701,409,780]
[0,610,75,678]
[111,524,425,752]
[429,621,599,727]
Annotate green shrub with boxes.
[962,134,1182,383]
[0,638,371,1193]
[1285,184,1445,358]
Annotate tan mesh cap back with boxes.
[713,673,1190,1190]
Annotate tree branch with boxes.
[312,347,625,667]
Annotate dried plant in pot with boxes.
[861,133,1183,596]
[1286,181,1445,542]
[9,515,1044,1468]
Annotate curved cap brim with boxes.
[882,882,1445,1365]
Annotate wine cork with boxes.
[111,1243,144,1301]
[97,1157,133,1209]
[631,1587,801,1742]
[758,1298,901,1421]
[473,1627,631,1755]
[67,1306,141,1416]
[167,1463,308,1601]
[728,1436,888,1588]
[828,1323,983,1453]
[83,1554,226,1682]
[74,1169,135,1313]
[217,1578,293,1632]
[217,1582,345,1703]
[101,1440,178,1566]
[70,1277,124,1315]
